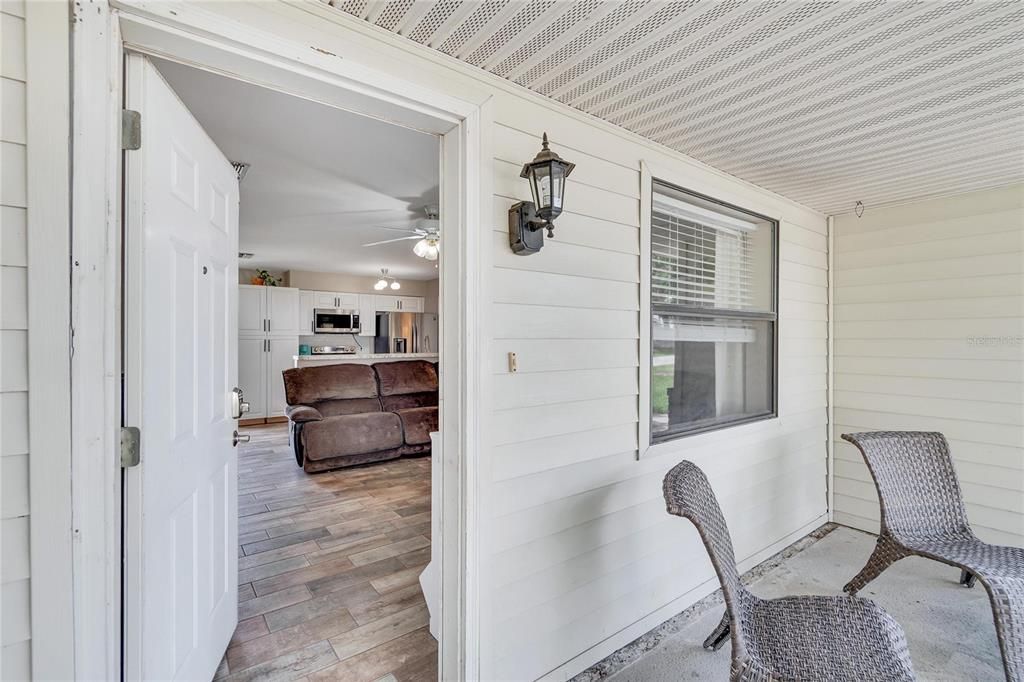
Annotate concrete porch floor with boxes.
[604,526,1003,682]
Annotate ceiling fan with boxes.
[362,205,440,261]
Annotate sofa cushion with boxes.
[395,406,438,446]
[380,391,437,412]
[315,398,382,417]
[301,412,403,460]
[283,364,378,405]
[374,360,438,397]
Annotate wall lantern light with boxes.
[508,132,575,255]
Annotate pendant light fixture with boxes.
[374,268,401,291]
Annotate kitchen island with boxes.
[293,352,439,368]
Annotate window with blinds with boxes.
[649,181,777,442]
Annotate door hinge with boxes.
[121,110,141,150]
[120,426,141,468]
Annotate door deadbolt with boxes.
[231,387,250,419]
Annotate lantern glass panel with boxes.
[551,164,564,211]
[533,163,551,211]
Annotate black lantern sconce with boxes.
[508,132,575,255]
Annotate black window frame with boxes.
[649,179,780,444]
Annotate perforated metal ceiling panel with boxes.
[323,0,1023,214]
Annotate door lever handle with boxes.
[233,430,250,447]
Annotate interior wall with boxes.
[238,267,289,286]
[1,2,32,678]
[832,184,1024,547]
[285,269,434,297]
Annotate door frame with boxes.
[70,3,490,679]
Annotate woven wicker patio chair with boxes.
[842,431,1024,682]
[663,460,916,682]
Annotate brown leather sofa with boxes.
[282,360,438,473]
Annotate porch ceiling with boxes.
[321,0,1024,215]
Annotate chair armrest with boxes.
[286,405,323,423]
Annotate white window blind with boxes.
[651,198,756,311]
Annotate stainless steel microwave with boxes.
[313,308,360,334]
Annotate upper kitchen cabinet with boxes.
[239,285,303,336]
[312,291,360,309]
[358,294,376,335]
[374,295,424,312]
[268,287,301,334]
[239,285,267,334]
[398,297,424,312]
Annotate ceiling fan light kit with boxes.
[363,205,442,260]
[509,132,575,255]
[413,236,440,261]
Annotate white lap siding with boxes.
[486,94,828,679]
[33,3,830,679]
[833,185,1024,548]
[1,1,31,678]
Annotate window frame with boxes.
[639,163,780,454]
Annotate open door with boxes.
[122,54,240,681]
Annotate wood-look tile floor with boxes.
[216,424,436,682]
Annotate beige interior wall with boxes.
[287,270,434,296]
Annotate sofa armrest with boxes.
[286,405,323,423]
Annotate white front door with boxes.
[123,54,240,681]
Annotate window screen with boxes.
[650,181,777,442]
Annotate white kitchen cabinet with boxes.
[238,336,268,419]
[238,335,297,419]
[299,291,315,334]
[238,285,266,334]
[239,284,300,419]
[267,338,297,417]
[358,294,377,336]
[398,296,424,312]
[311,290,359,309]
[374,295,400,312]
[268,287,301,334]
[312,291,338,308]
[239,285,302,335]
[374,295,424,312]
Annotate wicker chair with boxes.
[663,460,916,681]
[842,431,1024,682]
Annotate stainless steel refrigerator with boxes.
[374,311,436,354]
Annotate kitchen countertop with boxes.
[293,352,439,362]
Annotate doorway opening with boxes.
[122,54,444,680]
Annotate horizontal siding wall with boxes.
[832,185,1024,547]
[486,93,828,680]
[53,3,830,680]
[1,0,31,678]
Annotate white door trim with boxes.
[70,3,489,679]
[25,2,75,679]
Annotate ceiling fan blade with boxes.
[371,224,420,232]
[362,236,422,247]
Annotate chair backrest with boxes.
[663,461,750,647]
[842,431,971,541]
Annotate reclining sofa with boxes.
[282,360,438,473]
